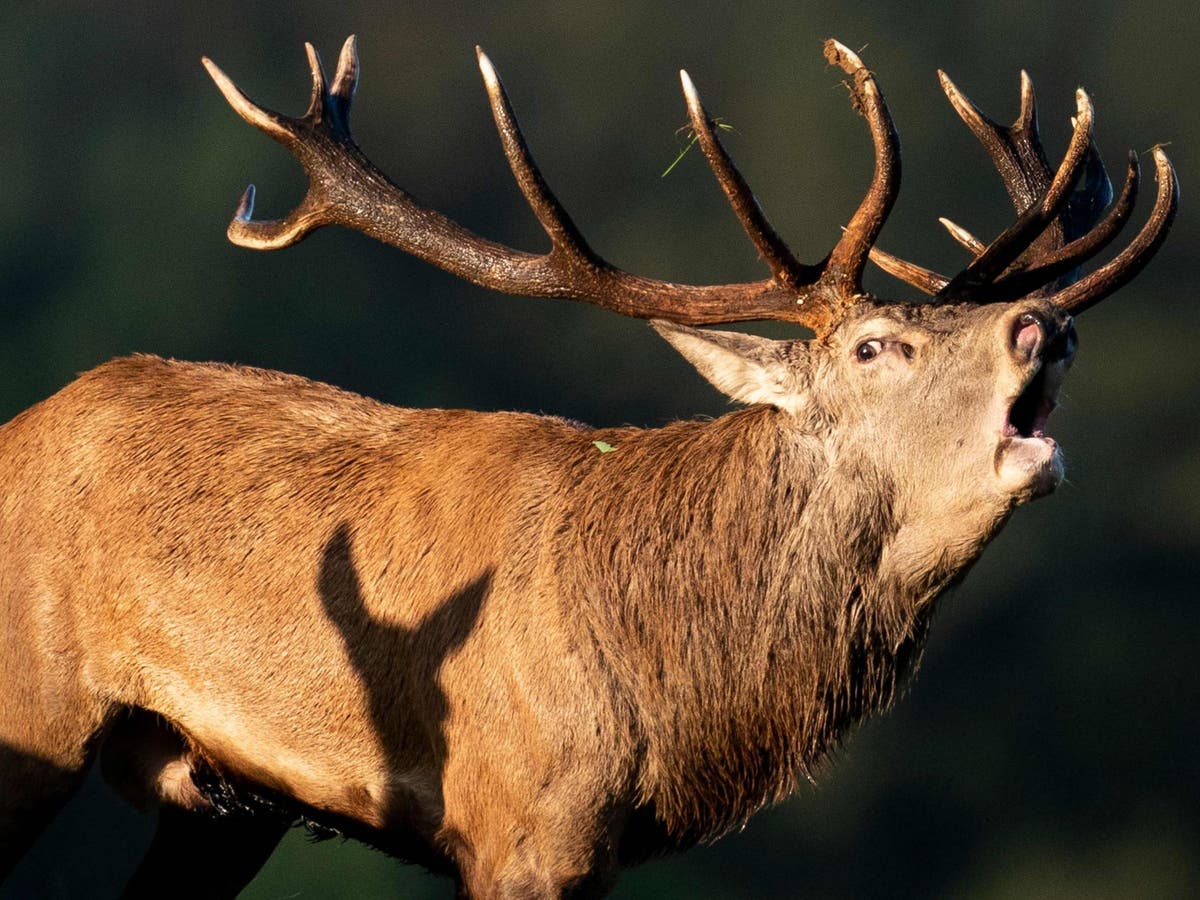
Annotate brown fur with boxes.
[1,298,1076,896]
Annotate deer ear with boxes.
[651,320,806,411]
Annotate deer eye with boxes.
[855,339,883,362]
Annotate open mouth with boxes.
[1004,363,1057,440]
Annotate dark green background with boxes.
[3,1,1197,897]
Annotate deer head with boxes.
[203,37,1174,525]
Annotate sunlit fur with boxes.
[1,297,1071,896]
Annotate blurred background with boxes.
[2,0,1196,897]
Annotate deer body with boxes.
[0,36,1175,899]
[0,304,1055,893]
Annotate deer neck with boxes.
[564,404,1003,845]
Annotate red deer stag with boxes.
[0,36,1176,898]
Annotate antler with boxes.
[870,70,1177,312]
[203,37,901,337]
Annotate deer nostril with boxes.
[1013,312,1043,357]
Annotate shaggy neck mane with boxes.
[557,405,978,845]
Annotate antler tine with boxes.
[977,151,1139,302]
[1016,70,1038,134]
[867,245,949,295]
[475,48,597,264]
[678,70,818,293]
[304,43,328,120]
[1050,147,1177,313]
[331,35,360,104]
[225,180,345,250]
[939,218,986,255]
[822,40,902,296]
[936,89,1094,301]
[201,56,294,145]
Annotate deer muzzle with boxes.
[996,307,1077,498]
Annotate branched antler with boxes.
[204,37,907,337]
[870,69,1177,312]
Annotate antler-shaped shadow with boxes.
[317,522,489,866]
